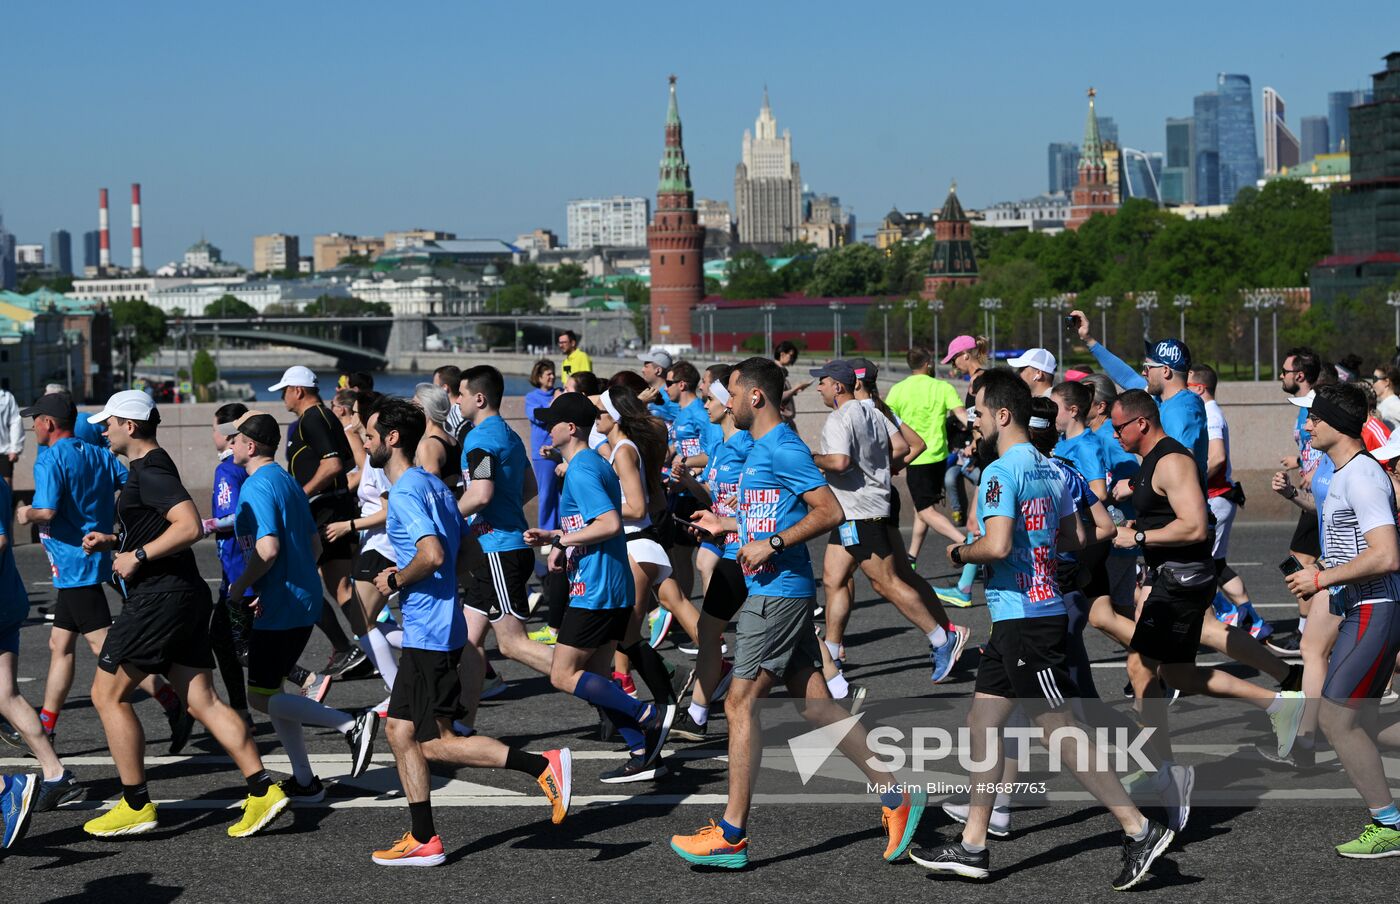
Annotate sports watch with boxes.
[134,547,148,563]
[1134,530,1147,546]
[769,534,786,552]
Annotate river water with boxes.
[224,369,533,402]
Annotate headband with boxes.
[709,380,731,405]
[1310,393,1364,439]
[600,391,621,422]
[1028,416,1052,429]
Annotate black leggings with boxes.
[211,596,250,711]
[1062,590,1098,700]
[544,570,569,631]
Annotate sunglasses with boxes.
[1111,417,1144,436]
[665,379,682,386]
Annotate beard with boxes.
[732,406,754,431]
[368,443,392,469]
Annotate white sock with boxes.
[382,625,404,650]
[268,690,355,734]
[824,640,841,660]
[688,701,709,726]
[927,626,948,647]
[269,709,315,785]
[1298,616,1307,633]
[360,626,399,691]
[827,672,850,699]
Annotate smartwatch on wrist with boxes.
[134,547,148,563]
[768,534,786,552]
[387,572,399,592]
[950,546,964,566]
[551,536,566,551]
[1134,530,1147,546]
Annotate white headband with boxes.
[709,380,731,405]
[1028,416,1052,429]
[601,391,621,421]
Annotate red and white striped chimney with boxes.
[98,188,111,269]
[130,183,143,272]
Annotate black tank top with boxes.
[1132,436,1212,567]
[429,434,463,491]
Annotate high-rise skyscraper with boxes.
[1193,92,1221,205]
[1329,88,1374,152]
[0,215,14,290]
[1300,116,1330,163]
[1121,149,1164,204]
[82,230,100,270]
[1216,74,1260,203]
[565,198,650,248]
[647,76,703,347]
[1163,117,1195,205]
[49,229,72,276]
[734,88,801,244]
[1098,117,1119,145]
[1068,89,1120,230]
[1047,142,1080,194]
[1263,87,1301,176]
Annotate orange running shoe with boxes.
[882,787,928,862]
[371,831,446,867]
[670,819,749,868]
[537,748,572,825]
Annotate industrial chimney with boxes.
[131,183,143,272]
[99,188,111,269]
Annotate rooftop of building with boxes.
[0,288,102,316]
[1274,152,1351,180]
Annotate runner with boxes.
[662,359,713,603]
[937,336,992,606]
[909,370,1172,890]
[412,382,463,497]
[330,388,367,494]
[1376,366,1400,430]
[1008,347,1057,398]
[366,398,570,866]
[80,390,289,838]
[1269,346,1326,656]
[432,365,466,440]
[671,356,927,869]
[221,410,379,803]
[639,350,681,423]
[203,402,255,725]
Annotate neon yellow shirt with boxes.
[884,373,963,464]
[560,348,593,378]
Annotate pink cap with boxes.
[1064,369,1092,382]
[942,335,978,364]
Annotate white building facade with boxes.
[566,197,650,249]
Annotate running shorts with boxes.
[246,626,314,695]
[974,615,1076,709]
[98,587,215,676]
[463,547,534,622]
[732,595,823,681]
[388,646,464,742]
[54,584,113,634]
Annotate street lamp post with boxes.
[927,298,944,362]
[1094,295,1113,348]
[1053,294,1072,365]
[1271,293,1282,379]
[1173,294,1192,343]
[1032,297,1050,348]
[1135,291,1158,340]
[119,324,137,390]
[877,303,892,369]
[904,298,918,354]
[1243,290,1271,382]
[760,302,777,358]
[980,297,1003,361]
[1388,291,1400,351]
[829,302,846,357]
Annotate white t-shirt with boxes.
[1321,453,1400,607]
[1380,395,1400,431]
[820,399,891,520]
[356,461,394,558]
[1204,399,1231,485]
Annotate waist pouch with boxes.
[1150,560,1216,592]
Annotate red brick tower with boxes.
[1067,87,1119,230]
[920,181,979,299]
[647,75,704,347]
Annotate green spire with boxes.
[1081,87,1104,168]
[667,74,680,126]
[658,75,693,196]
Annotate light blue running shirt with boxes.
[976,442,1076,622]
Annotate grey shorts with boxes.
[733,595,823,681]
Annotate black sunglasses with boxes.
[1111,417,1144,436]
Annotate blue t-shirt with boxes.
[524,387,556,461]
[32,437,128,588]
[1313,453,1336,543]
[673,399,715,460]
[1054,431,1107,490]
[234,464,322,631]
[649,394,681,424]
[1159,390,1208,478]
[460,415,529,553]
[737,422,827,598]
[213,454,251,598]
[1049,457,1098,565]
[0,480,28,630]
[704,429,754,560]
[559,449,633,611]
[976,442,1075,622]
[388,467,467,651]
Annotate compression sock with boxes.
[880,789,904,809]
[245,769,274,797]
[572,672,649,725]
[123,783,150,809]
[39,708,58,735]
[718,818,746,843]
[688,701,709,725]
[360,627,399,691]
[154,683,180,713]
[623,641,676,706]
[1372,804,1400,827]
[409,800,436,841]
[824,640,841,659]
[268,702,315,785]
[959,562,977,593]
[504,747,549,777]
[926,626,949,647]
[268,692,355,734]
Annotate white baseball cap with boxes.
[1373,433,1400,462]
[88,389,156,424]
[1007,348,1057,374]
[1288,390,1315,409]
[269,365,319,392]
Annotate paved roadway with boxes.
[3,523,1396,901]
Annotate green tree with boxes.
[547,263,587,293]
[722,250,782,299]
[191,348,218,386]
[18,274,74,294]
[807,243,885,296]
[503,262,548,294]
[303,295,391,317]
[489,283,546,313]
[110,298,168,363]
[205,294,258,318]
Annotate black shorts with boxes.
[463,547,534,621]
[311,495,358,564]
[353,548,395,584]
[246,626,314,695]
[54,584,113,634]
[702,557,749,622]
[557,606,631,649]
[1290,508,1321,558]
[388,647,464,743]
[974,615,1076,709]
[826,519,894,562]
[1130,569,1218,665]
[905,461,948,510]
[98,587,215,677]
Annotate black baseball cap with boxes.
[20,392,77,423]
[809,359,858,389]
[542,392,599,434]
[218,411,281,448]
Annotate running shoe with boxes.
[34,769,84,812]
[1266,633,1301,656]
[670,711,709,742]
[280,775,326,806]
[1112,821,1174,891]
[480,672,508,700]
[0,719,22,751]
[641,702,676,770]
[228,783,289,838]
[537,748,572,825]
[339,649,378,680]
[527,625,558,645]
[613,672,639,698]
[1246,611,1274,641]
[372,831,445,867]
[325,647,368,680]
[1120,768,1167,798]
[1336,822,1400,859]
[0,774,36,848]
[166,703,195,755]
[1164,764,1194,833]
[1255,739,1321,770]
[942,801,1011,837]
[1383,686,1399,706]
[84,797,158,838]
[909,841,990,878]
[1269,691,1306,759]
[648,609,674,649]
[373,696,391,719]
[934,585,973,608]
[346,710,380,778]
[301,671,333,703]
[848,684,868,716]
[930,624,970,683]
[881,787,928,862]
[599,754,667,784]
[1280,663,1304,693]
[670,820,748,868]
[906,554,920,575]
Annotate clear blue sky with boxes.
[2,1,1394,267]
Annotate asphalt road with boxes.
[3,522,1397,901]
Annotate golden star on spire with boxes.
[1088,87,1096,98]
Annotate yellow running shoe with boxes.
[527,625,558,645]
[228,783,289,838]
[84,798,158,838]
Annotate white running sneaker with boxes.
[942,801,1011,837]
